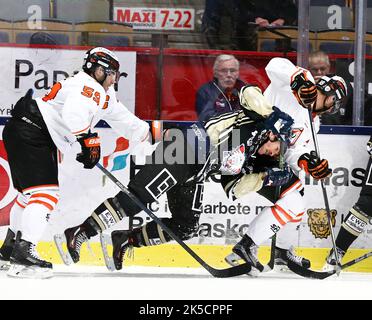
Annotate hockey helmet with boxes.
[83,47,120,77]
[316,75,347,114]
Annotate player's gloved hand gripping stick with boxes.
[289,75,342,276]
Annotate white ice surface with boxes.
[1,265,372,300]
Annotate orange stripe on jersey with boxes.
[290,67,303,83]
[274,204,293,221]
[15,199,26,208]
[30,193,59,204]
[27,200,54,211]
[72,125,90,135]
[280,180,302,198]
[22,184,59,194]
[271,207,286,226]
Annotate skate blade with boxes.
[225,252,258,277]
[273,264,290,273]
[7,264,53,279]
[54,234,73,265]
[224,252,241,267]
[0,259,10,271]
[322,263,337,272]
[100,233,116,271]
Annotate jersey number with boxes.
[81,86,109,108]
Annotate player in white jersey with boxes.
[0,47,150,278]
[225,57,347,273]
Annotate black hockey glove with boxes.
[367,136,372,157]
[76,131,101,169]
[298,151,331,180]
[264,106,294,143]
[263,166,293,187]
[290,73,318,109]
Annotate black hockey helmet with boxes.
[316,75,347,114]
[83,47,120,79]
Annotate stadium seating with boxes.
[258,27,316,52]
[316,30,372,55]
[12,19,74,45]
[73,21,133,47]
[0,19,12,43]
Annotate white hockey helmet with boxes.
[83,47,120,76]
[316,75,347,114]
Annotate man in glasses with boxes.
[196,54,246,121]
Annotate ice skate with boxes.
[111,230,133,271]
[55,225,89,265]
[322,247,345,272]
[7,238,52,279]
[0,229,15,271]
[274,246,311,272]
[64,225,89,264]
[232,235,264,272]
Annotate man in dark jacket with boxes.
[196,54,246,122]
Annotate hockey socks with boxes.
[336,205,370,253]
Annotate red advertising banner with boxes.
[0,139,16,226]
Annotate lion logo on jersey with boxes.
[307,208,337,239]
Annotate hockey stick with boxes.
[95,163,252,278]
[266,142,287,270]
[307,107,341,274]
[287,251,372,279]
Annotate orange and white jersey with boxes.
[263,57,320,173]
[36,71,148,154]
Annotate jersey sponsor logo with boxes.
[307,208,337,239]
[0,142,17,222]
[289,128,304,146]
[145,169,177,200]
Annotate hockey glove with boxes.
[367,136,372,157]
[298,151,332,180]
[220,144,246,175]
[263,166,293,187]
[290,73,318,109]
[264,106,294,143]
[76,131,101,169]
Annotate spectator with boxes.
[308,50,352,125]
[201,0,297,51]
[308,50,331,82]
[253,0,297,27]
[195,54,245,122]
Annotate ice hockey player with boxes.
[323,135,372,270]
[225,57,347,273]
[0,47,152,278]
[56,85,296,270]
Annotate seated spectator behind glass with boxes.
[195,54,245,122]
[308,50,352,125]
[201,0,297,51]
[253,0,297,27]
[201,0,256,51]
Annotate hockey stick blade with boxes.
[225,252,272,274]
[54,234,73,265]
[287,251,372,279]
[100,233,116,271]
[96,163,252,278]
[287,260,336,279]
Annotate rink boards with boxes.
[1,124,372,271]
